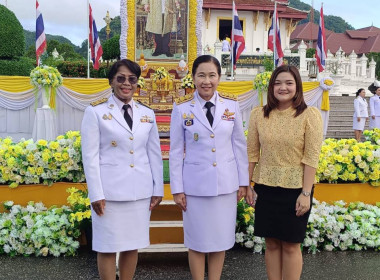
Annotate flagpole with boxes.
[230,1,235,80]
[273,1,277,70]
[87,0,90,78]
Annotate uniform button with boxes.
[212,148,216,152]
[130,150,134,154]
[213,162,217,166]
[130,164,134,168]
[129,136,134,140]
[210,134,215,138]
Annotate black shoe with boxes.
[152,51,161,56]
[165,52,173,57]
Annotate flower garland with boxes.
[0,131,85,188]
[119,0,128,59]
[316,138,380,186]
[236,199,380,254]
[30,65,63,109]
[0,201,80,257]
[195,0,203,56]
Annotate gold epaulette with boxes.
[175,93,194,105]
[136,100,152,110]
[219,92,237,101]
[90,98,108,107]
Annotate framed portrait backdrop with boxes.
[127,0,198,67]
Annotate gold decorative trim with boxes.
[188,0,197,71]
[158,125,171,132]
[127,0,135,61]
[264,12,272,31]
[253,11,260,31]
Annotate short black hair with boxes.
[192,55,221,77]
[108,59,141,84]
[368,83,379,94]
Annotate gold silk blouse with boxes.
[247,106,323,189]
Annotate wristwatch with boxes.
[301,190,311,197]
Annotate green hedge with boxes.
[56,60,110,78]
[0,57,35,76]
[0,5,25,59]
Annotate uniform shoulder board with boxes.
[175,92,194,105]
[219,92,237,101]
[90,97,108,107]
[136,100,152,110]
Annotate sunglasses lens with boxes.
[116,76,126,83]
[128,76,138,84]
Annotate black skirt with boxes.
[254,183,313,243]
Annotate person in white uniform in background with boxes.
[352,88,368,141]
[368,81,380,129]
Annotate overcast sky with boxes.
[2,0,379,46]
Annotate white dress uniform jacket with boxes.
[81,95,163,203]
[353,97,368,118]
[169,91,249,196]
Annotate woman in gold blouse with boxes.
[247,65,323,280]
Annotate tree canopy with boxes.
[0,4,25,59]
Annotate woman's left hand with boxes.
[295,194,311,217]
[237,186,247,202]
[149,196,162,211]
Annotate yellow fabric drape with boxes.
[63,78,110,94]
[217,81,253,95]
[302,81,320,92]
[0,76,33,92]
[321,91,330,111]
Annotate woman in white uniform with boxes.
[352,88,368,141]
[81,59,163,280]
[169,55,251,280]
[368,81,380,129]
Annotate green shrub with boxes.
[0,5,25,59]
[0,57,35,76]
[56,60,110,78]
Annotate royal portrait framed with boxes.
[126,0,197,67]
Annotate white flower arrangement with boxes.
[0,131,85,188]
[236,199,380,254]
[181,73,195,89]
[30,65,63,88]
[0,201,80,257]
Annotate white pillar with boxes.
[370,58,376,80]
[298,40,307,72]
[214,41,222,64]
[349,50,357,77]
[360,54,368,77]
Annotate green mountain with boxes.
[289,0,355,33]
[24,30,79,51]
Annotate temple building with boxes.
[202,0,308,53]
[291,23,380,55]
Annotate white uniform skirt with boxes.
[91,198,151,253]
[183,192,237,253]
[353,116,366,130]
[369,116,380,129]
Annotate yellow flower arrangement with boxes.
[66,187,91,229]
[137,76,146,89]
[253,71,272,93]
[0,131,85,188]
[316,136,380,186]
[181,73,195,89]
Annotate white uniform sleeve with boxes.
[81,106,105,203]
[147,111,164,197]
[169,103,185,194]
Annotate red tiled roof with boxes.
[359,35,380,54]
[202,0,308,19]
[356,26,380,32]
[290,22,333,41]
[325,33,365,54]
[346,30,380,39]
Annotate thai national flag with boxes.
[231,1,245,69]
[316,5,327,72]
[268,6,284,67]
[89,4,103,70]
[36,0,47,66]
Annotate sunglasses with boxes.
[116,75,138,84]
